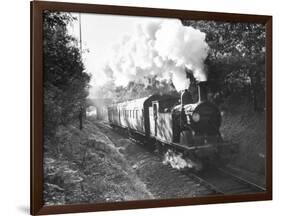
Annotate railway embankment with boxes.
[220,100,266,186]
[43,121,153,205]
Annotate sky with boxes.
[69,13,165,87]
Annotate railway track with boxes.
[191,167,266,195]
[95,121,266,196]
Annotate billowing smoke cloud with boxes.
[171,66,191,92]
[154,20,209,83]
[105,19,209,92]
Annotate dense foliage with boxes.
[43,12,91,144]
[90,76,179,103]
[114,78,178,102]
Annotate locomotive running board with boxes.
[157,138,236,152]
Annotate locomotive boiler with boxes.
[107,81,229,167]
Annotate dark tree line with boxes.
[43,12,91,141]
[182,20,266,111]
[114,78,178,102]
[92,77,179,103]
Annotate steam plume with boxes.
[163,149,202,171]
[104,19,209,92]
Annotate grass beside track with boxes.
[43,121,153,205]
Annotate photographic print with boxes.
[31,1,272,215]
[43,11,267,204]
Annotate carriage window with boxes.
[136,110,138,119]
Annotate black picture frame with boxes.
[31,1,272,215]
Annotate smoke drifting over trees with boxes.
[182,20,266,111]
[90,19,209,100]
[89,18,265,113]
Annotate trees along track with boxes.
[95,121,266,196]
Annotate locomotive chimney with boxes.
[181,90,185,108]
[198,81,208,102]
[181,89,193,108]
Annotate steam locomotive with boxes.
[108,82,231,167]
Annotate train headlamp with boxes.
[192,112,200,122]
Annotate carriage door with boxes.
[118,109,121,124]
[152,102,159,137]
